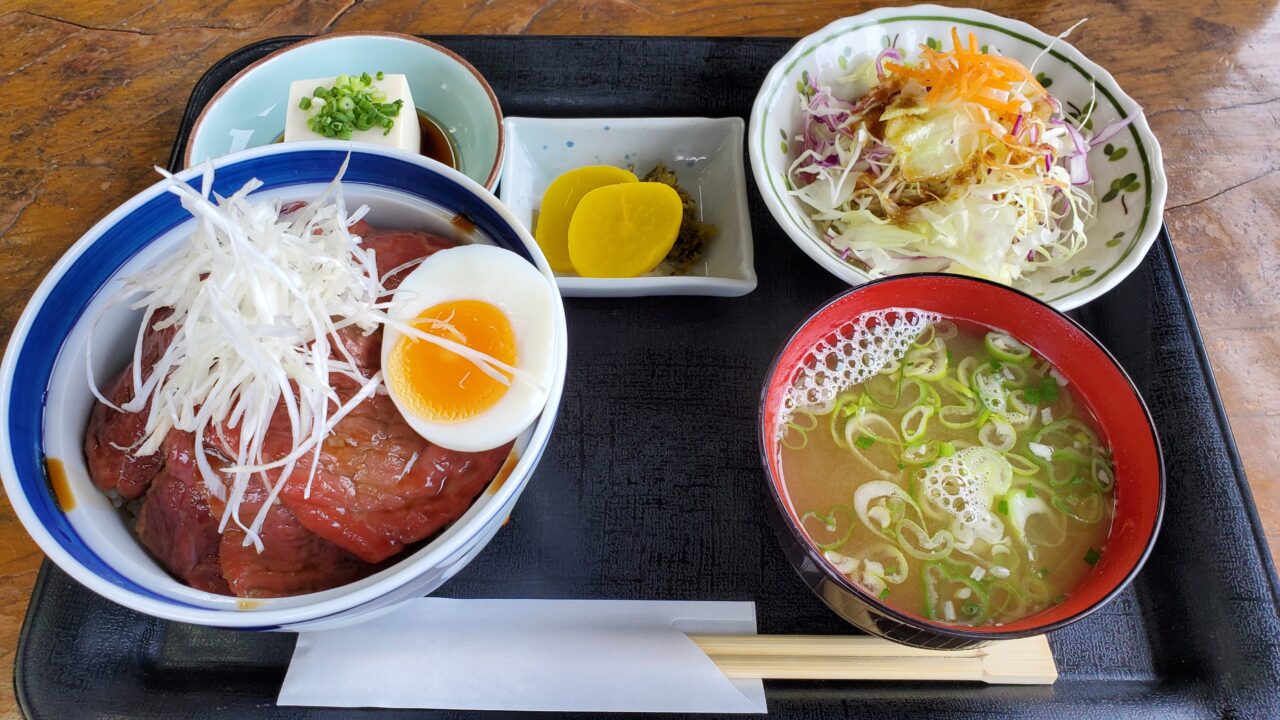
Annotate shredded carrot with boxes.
[883,26,1046,121]
[883,61,928,82]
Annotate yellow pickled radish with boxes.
[535,166,638,273]
[567,182,683,278]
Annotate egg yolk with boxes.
[387,299,517,423]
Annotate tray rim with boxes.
[1161,241,1280,598]
[17,32,1280,719]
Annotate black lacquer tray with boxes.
[15,36,1280,719]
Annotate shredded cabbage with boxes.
[784,24,1123,288]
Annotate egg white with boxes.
[381,243,556,452]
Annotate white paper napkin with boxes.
[279,598,767,713]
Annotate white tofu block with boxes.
[285,74,420,153]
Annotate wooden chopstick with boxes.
[687,634,1057,684]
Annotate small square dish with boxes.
[499,116,756,297]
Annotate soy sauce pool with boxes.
[777,317,1116,627]
[415,110,457,169]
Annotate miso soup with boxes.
[777,310,1114,627]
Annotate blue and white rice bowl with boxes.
[0,142,568,630]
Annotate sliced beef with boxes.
[352,221,457,291]
[276,392,512,564]
[333,326,384,376]
[84,312,177,500]
[219,381,512,565]
[335,225,457,372]
[220,511,370,598]
[134,428,370,599]
[134,431,229,594]
[84,369,165,500]
[215,470,370,599]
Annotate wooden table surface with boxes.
[0,0,1276,714]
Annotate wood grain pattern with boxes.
[0,1,1276,715]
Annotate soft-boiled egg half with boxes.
[381,244,556,452]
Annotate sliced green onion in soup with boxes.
[854,480,922,539]
[901,441,939,465]
[899,376,942,408]
[972,365,1011,416]
[1005,492,1068,550]
[903,340,948,381]
[878,356,902,376]
[849,408,902,445]
[956,356,980,388]
[1022,575,1052,604]
[1051,487,1107,524]
[781,408,818,449]
[937,376,976,404]
[800,504,858,550]
[912,323,936,348]
[987,577,1028,618]
[1004,389,1035,427]
[846,432,906,479]
[900,403,936,443]
[896,518,955,560]
[1091,455,1116,491]
[922,562,946,620]
[862,370,903,408]
[939,401,983,429]
[1000,361,1030,388]
[863,543,910,584]
[1033,418,1099,451]
[984,331,1032,363]
[978,415,1017,452]
[1005,452,1041,476]
[1046,450,1089,486]
[823,549,859,576]
[829,393,860,448]
[922,561,991,624]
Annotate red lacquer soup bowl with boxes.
[758,275,1164,649]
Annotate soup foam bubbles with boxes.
[782,308,939,422]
